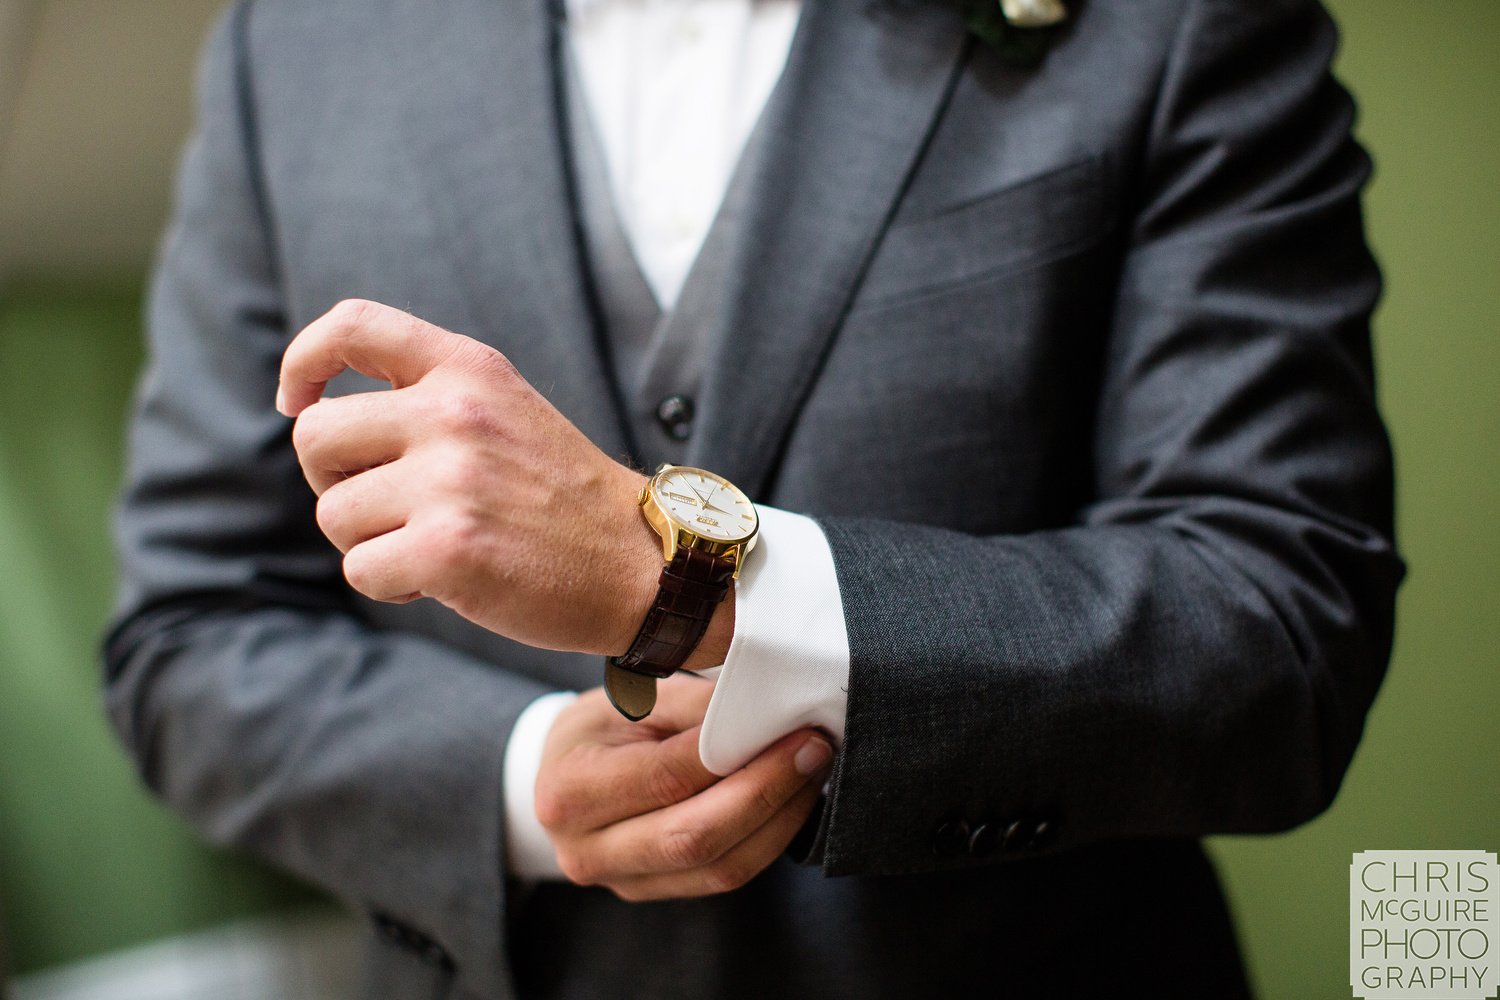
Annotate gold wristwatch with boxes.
[605,464,759,721]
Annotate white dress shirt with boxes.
[503,0,851,879]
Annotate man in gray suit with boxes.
[105,0,1402,996]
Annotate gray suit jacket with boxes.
[105,0,1402,996]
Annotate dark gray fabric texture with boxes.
[104,0,1401,997]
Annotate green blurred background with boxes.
[0,1,1495,996]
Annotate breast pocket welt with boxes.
[852,155,1111,313]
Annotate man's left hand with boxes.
[278,299,664,656]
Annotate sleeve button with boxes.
[932,818,971,857]
[966,822,999,857]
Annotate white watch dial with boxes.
[654,468,757,542]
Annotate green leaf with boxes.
[959,0,1063,68]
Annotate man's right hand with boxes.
[535,675,833,902]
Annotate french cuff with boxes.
[698,505,851,777]
[501,690,577,880]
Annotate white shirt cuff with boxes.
[502,690,578,879]
[501,506,850,878]
[698,505,851,777]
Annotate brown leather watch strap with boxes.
[610,547,736,678]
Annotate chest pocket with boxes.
[853,155,1108,312]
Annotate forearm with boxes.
[814,500,1400,877]
[105,600,552,992]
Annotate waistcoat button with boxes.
[656,394,695,441]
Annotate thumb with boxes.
[277,299,466,415]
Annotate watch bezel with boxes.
[641,465,759,573]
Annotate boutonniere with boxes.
[961,0,1068,66]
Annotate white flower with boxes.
[1001,0,1068,29]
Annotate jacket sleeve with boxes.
[102,5,550,993]
[812,0,1403,876]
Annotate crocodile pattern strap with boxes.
[609,547,736,678]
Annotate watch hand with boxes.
[687,484,709,504]
[703,501,732,515]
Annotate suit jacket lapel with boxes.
[394,0,632,459]
[683,0,971,499]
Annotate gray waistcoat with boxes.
[561,41,771,471]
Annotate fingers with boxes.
[538,725,721,834]
[539,685,838,902]
[538,676,717,831]
[315,461,412,554]
[556,675,715,746]
[565,729,833,884]
[277,299,477,416]
[640,673,718,735]
[608,779,824,902]
[292,391,414,495]
[341,525,426,603]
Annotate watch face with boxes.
[653,467,758,543]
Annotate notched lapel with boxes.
[392,0,630,458]
[684,0,971,499]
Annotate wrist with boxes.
[607,518,737,670]
[604,463,756,723]
[606,465,739,671]
[607,468,662,657]
[682,596,734,671]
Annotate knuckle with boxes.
[608,883,645,904]
[554,847,596,887]
[483,348,522,387]
[752,781,783,819]
[444,333,517,383]
[408,313,453,351]
[645,759,698,809]
[290,407,324,454]
[436,391,498,436]
[331,297,378,331]
[418,514,477,570]
[700,859,753,896]
[342,548,377,595]
[532,782,571,832]
[659,825,716,871]
[431,446,486,496]
[314,488,347,535]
